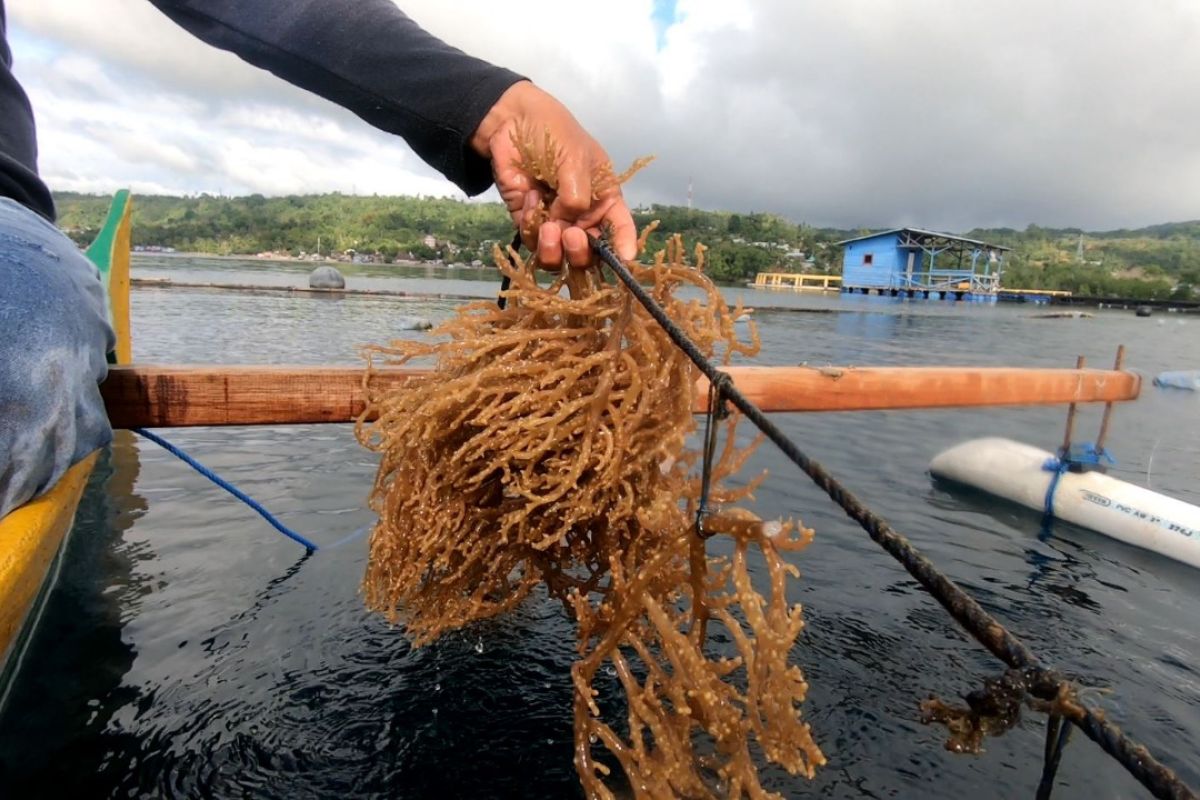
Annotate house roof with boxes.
[835,227,1012,251]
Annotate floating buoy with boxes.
[1154,370,1200,391]
[930,437,1200,568]
[309,265,345,289]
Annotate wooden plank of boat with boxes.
[0,190,132,682]
[100,363,1141,428]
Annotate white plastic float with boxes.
[930,437,1200,568]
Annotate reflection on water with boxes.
[1,262,1199,798]
[0,432,145,792]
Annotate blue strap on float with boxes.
[1041,457,1070,523]
[1041,442,1115,521]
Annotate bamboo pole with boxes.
[100,363,1142,429]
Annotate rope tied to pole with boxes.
[586,233,1198,800]
[1042,443,1116,521]
[695,370,733,539]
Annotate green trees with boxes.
[50,191,1200,294]
[53,191,513,261]
[704,240,775,282]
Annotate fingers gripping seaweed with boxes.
[508,121,655,251]
[356,133,824,797]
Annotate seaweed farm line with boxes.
[127,274,1153,320]
[0,257,1197,798]
[131,274,852,316]
[130,276,486,304]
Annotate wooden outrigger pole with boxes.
[101,363,1141,429]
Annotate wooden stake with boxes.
[1094,345,1126,454]
[101,363,1142,429]
[1060,355,1087,455]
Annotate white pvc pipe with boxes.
[930,437,1200,568]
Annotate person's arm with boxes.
[146,0,636,264]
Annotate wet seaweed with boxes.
[356,135,824,797]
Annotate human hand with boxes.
[470,81,636,270]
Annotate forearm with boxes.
[146,0,524,194]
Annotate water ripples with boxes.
[1,265,1198,797]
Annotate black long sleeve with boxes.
[0,0,525,221]
[0,3,55,221]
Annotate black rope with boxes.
[1037,715,1074,800]
[496,232,521,309]
[586,234,1198,800]
[695,373,732,539]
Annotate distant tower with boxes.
[687,177,693,211]
[1077,233,1084,262]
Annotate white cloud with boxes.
[657,0,753,102]
[8,0,1200,229]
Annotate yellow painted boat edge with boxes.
[0,451,100,667]
[110,196,133,364]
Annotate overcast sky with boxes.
[8,0,1200,231]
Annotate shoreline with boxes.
[132,250,479,270]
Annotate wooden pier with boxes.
[749,273,842,292]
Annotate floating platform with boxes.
[841,286,998,303]
[748,273,842,293]
[997,289,1073,305]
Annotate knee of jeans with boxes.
[3,345,112,460]
[5,345,89,409]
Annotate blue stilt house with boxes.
[837,228,1010,301]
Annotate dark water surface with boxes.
[1,258,1198,798]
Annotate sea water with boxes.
[0,258,1197,798]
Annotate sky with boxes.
[7,0,1200,232]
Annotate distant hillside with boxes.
[52,192,1200,297]
[53,192,514,266]
[963,223,1200,299]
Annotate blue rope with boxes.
[1042,456,1070,523]
[132,427,320,552]
[1041,442,1116,522]
[325,522,372,551]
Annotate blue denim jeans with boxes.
[0,197,114,518]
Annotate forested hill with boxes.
[52,192,1200,299]
[962,223,1200,299]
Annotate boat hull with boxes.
[0,452,98,680]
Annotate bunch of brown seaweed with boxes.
[355,134,824,797]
